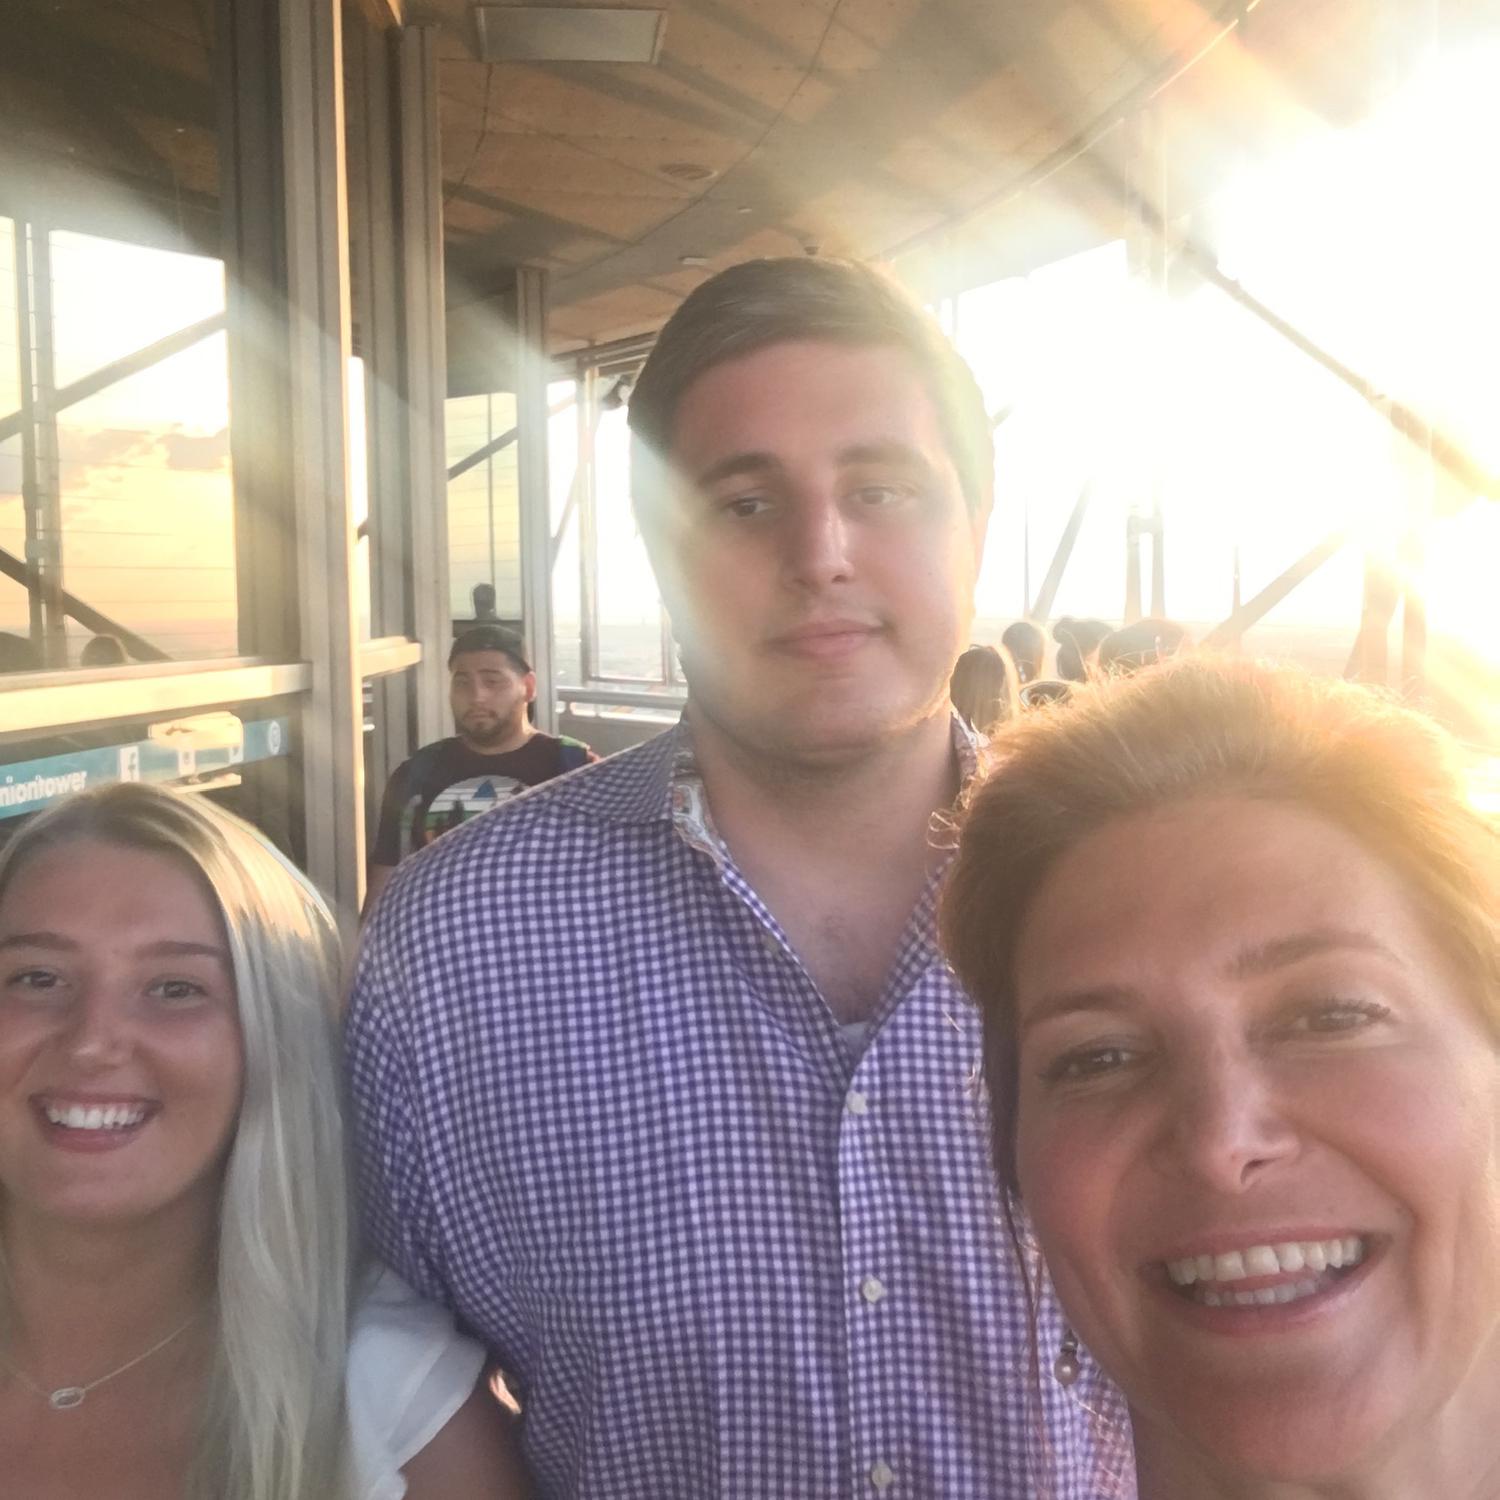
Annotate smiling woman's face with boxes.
[0,839,243,1236]
[1013,795,1500,1484]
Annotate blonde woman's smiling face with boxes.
[0,840,243,1235]
[1012,796,1500,1485]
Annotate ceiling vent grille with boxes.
[474,7,667,64]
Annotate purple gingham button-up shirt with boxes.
[347,720,1134,1499]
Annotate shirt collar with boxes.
[666,710,981,862]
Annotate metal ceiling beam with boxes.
[0,547,170,662]
[1201,529,1350,649]
[1027,480,1095,623]
[1076,142,1500,506]
[445,393,575,482]
[1163,214,1497,505]
[0,314,226,447]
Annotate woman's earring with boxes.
[1052,1329,1081,1388]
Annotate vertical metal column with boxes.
[1123,514,1143,624]
[280,0,364,928]
[577,363,600,682]
[15,224,65,665]
[214,0,296,856]
[351,13,415,825]
[220,0,298,669]
[1125,105,1169,623]
[11,224,42,653]
[486,393,498,587]
[397,26,451,746]
[514,265,555,730]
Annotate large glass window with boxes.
[588,399,667,683]
[50,230,235,662]
[954,240,1371,657]
[0,217,30,667]
[0,0,234,672]
[943,36,1498,753]
[446,389,522,624]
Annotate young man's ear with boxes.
[523,671,537,704]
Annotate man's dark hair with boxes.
[1098,617,1190,675]
[999,620,1044,682]
[449,625,531,674]
[627,257,994,527]
[1052,616,1111,682]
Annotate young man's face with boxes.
[648,339,988,767]
[449,650,534,750]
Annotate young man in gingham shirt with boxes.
[347,258,1133,1499]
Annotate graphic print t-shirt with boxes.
[371,733,595,865]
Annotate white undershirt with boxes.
[346,1268,487,1499]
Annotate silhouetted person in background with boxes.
[999,619,1045,683]
[0,632,39,675]
[1098,616,1190,674]
[471,582,499,622]
[1053,615,1111,681]
[949,643,1017,735]
[79,633,128,668]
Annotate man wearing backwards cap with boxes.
[365,624,596,912]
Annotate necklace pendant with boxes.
[48,1386,86,1410]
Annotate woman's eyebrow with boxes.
[0,933,230,964]
[1226,928,1405,979]
[1019,985,1139,1037]
[133,940,232,968]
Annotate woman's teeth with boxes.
[44,1103,148,1130]
[1164,1237,1366,1307]
[1203,1280,1323,1308]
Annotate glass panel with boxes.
[1422,502,1500,747]
[51,232,235,662]
[48,232,225,390]
[952,211,1473,703]
[0,217,18,417]
[1161,284,1372,669]
[0,434,29,671]
[0,219,36,670]
[956,242,1134,642]
[3,3,233,669]
[592,401,664,681]
[447,390,521,625]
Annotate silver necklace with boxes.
[1,1316,196,1411]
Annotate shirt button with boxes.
[860,1275,886,1304]
[845,1089,869,1115]
[759,930,780,957]
[870,1460,897,1492]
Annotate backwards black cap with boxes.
[449,625,531,674]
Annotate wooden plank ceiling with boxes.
[1,0,1480,354]
[424,0,1459,351]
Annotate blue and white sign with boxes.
[0,717,292,821]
